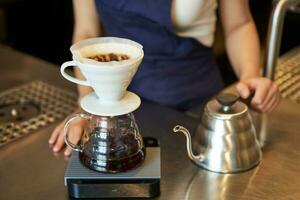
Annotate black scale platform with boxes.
[64,137,161,199]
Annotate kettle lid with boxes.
[206,93,248,119]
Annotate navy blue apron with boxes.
[95,0,223,110]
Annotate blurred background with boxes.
[0,0,299,86]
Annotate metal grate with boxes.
[0,80,77,147]
[275,46,300,103]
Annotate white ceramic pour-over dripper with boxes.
[60,37,144,116]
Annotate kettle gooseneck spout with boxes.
[173,125,204,162]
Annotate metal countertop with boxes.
[1,45,300,200]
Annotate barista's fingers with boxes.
[69,125,83,143]
[271,93,281,111]
[260,83,279,110]
[64,147,73,157]
[251,78,272,109]
[49,122,64,144]
[236,82,250,99]
[53,131,65,152]
[261,91,277,112]
[266,92,281,113]
[64,125,84,156]
[262,88,280,113]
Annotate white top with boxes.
[172,0,217,47]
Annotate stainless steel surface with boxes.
[275,46,300,103]
[0,101,40,124]
[263,0,300,79]
[0,81,77,147]
[173,94,262,173]
[1,45,300,199]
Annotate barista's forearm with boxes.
[220,0,261,80]
[73,33,101,100]
[74,69,93,102]
[72,0,101,100]
[225,19,261,80]
[73,33,99,100]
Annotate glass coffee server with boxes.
[61,37,145,173]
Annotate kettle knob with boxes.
[216,93,239,107]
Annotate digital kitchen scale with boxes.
[64,137,161,199]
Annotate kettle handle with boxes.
[63,113,91,152]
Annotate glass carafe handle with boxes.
[63,113,91,152]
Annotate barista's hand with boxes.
[49,107,86,156]
[236,77,281,113]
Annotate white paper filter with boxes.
[70,37,143,67]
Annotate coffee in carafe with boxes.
[78,114,145,173]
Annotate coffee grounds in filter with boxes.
[88,53,130,62]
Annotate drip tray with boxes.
[0,101,41,124]
[275,46,300,103]
[0,80,77,147]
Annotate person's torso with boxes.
[94,0,223,110]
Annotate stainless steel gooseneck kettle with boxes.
[173,93,262,173]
